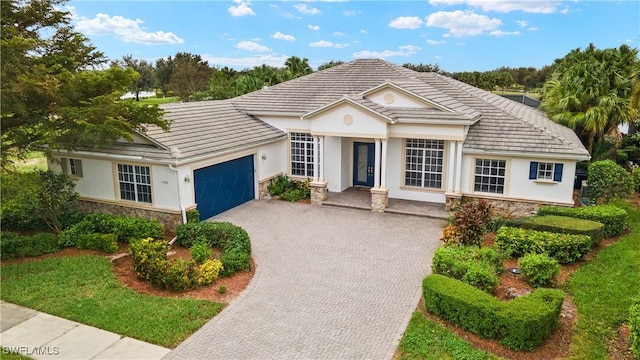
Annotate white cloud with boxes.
[489,30,520,37]
[353,44,420,59]
[228,0,255,16]
[76,13,184,44]
[426,39,446,45]
[236,41,270,52]
[294,4,321,15]
[309,40,349,48]
[308,24,320,31]
[333,31,345,36]
[335,43,349,49]
[528,26,538,31]
[428,0,562,13]
[426,10,501,37]
[343,10,359,17]
[389,16,423,29]
[434,55,442,60]
[202,54,289,69]
[360,29,368,34]
[515,20,528,28]
[272,31,296,41]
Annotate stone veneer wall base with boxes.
[445,195,571,218]
[78,200,183,232]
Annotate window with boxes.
[117,164,152,203]
[474,159,506,194]
[61,158,83,177]
[404,139,444,189]
[290,132,314,177]
[529,162,563,182]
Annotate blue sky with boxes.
[66,0,639,72]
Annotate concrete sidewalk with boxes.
[0,301,170,360]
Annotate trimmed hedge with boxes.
[423,274,565,351]
[495,226,591,264]
[59,213,164,247]
[506,215,604,246]
[431,246,502,293]
[76,233,119,253]
[518,253,560,288]
[631,297,640,360]
[0,232,59,260]
[176,222,251,276]
[538,205,628,238]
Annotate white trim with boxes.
[463,148,590,161]
[359,82,456,113]
[374,139,381,188]
[302,97,395,123]
[381,139,388,188]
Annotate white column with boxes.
[319,136,325,181]
[381,139,388,188]
[447,141,456,193]
[374,138,381,188]
[455,141,463,193]
[313,135,319,181]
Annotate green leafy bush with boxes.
[129,238,169,283]
[186,209,200,223]
[218,285,227,294]
[538,205,628,237]
[61,213,164,246]
[633,168,640,193]
[159,258,198,291]
[518,253,560,288]
[431,246,501,293]
[506,215,604,246]
[450,200,492,246]
[267,174,290,196]
[190,240,211,264]
[0,232,58,259]
[630,297,640,359]
[76,233,119,253]
[423,274,565,351]
[197,259,224,285]
[587,160,633,204]
[495,226,591,264]
[267,174,311,202]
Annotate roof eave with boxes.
[463,148,591,161]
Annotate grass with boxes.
[566,199,640,359]
[397,311,497,360]
[136,96,179,105]
[491,90,540,99]
[10,151,47,172]
[0,349,31,360]
[0,255,224,348]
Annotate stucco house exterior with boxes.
[49,59,590,226]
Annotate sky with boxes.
[65,0,639,72]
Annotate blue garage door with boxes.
[194,155,255,220]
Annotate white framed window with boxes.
[61,158,83,178]
[538,162,554,180]
[404,139,444,189]
[474,158,506,194]
[117,164,152,203]
[290,132,314,177]
[529,161,564,182]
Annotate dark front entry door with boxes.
[353,142,375,187]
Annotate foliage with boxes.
[0,255,223,347]
[397,310,497,360]
[190,240,212,264]
[267,174,291,196]
[506,215,604,246]
[402,62,443,74]
[268,174,311,202]
[60,213,164,245]
[538,204,628,237]
[317,60,345,71]
[160,258,198,291]
[75,233,118,253]
[630,297,640,360]
[217,285,227,294]
[0,232,58,260]
[485,215,508,233]
[284,56,313,79]
[197,259,224,286]
[186,208,200,223]
[495,226,591,264]
[119,55,155,101]
[431,246,501,293]
[422,274,565,351]
[518,253,560,288]
[450,200,492,246]
[1,170,83,233]
[587,160,634,204]
[129,237,169,283]
[439,225,461,245]
[0,0,168,168]
[634,168,640,193]
[169,52,213,101]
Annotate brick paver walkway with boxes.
[165,200,444,360]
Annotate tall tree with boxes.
[402,62,442,74]
[168,53,213,101]
[155,56,175,96]
[120,55,155,101]
[318,60,345,71]
[284,56,313,79]
[0,0,168,169]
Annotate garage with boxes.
[193,155,255,220]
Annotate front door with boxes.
[353,142,375,187]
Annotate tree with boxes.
[120,55,155,101]
[1,0,168,169]
[402,62,442,73]
[155,56,175,96]
[495,71,514,92]
[284,56,313,79]
[168,52,213,101]
[318,60,345,71]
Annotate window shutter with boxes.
[75,160,84,177]
[553,163,563,182]
[60,158,68,175]
[529,162,538,180]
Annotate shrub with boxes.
[76,233,119,253]
[506,215,604,247]
[587,160,633,204]
[423,274,565,351]
[440,225,462,245]
[538,205,628,237]
[197,259,224,285]
[630,297,640,359]
[190,240,212,264]
[267,174,290,196]
[634,168,640,193]
[267,175,311,202]
[495,226,591,264]
[159,259,197,291]
[218,285,227,294]
[518,253,560,288]
[129,238,169,282]
[63,213,164,244]
[186,209,200,223]
[452,200,492,246]
[485,215,508,233]
[0,232,58,260]
[431,246,501,293]
[220,248,251,276]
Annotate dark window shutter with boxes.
[60,158,68,175]
[553,163,563,182]
[529,162,538,180]
[75,160,84,177]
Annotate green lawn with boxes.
[137,96,179,105]
[10,151,47,172]
[0,349,31,360]
[566,200,640,359]
[0,255,223,348]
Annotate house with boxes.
[499,94,541,109]
[49,59,590,227]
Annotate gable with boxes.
[308,102,389,138]
[364,85,441,110]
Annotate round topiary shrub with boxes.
[587,160,633,204]
[518,253,560,288]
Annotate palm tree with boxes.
[284,56,313,79]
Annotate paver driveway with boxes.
[165,200,444,360]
